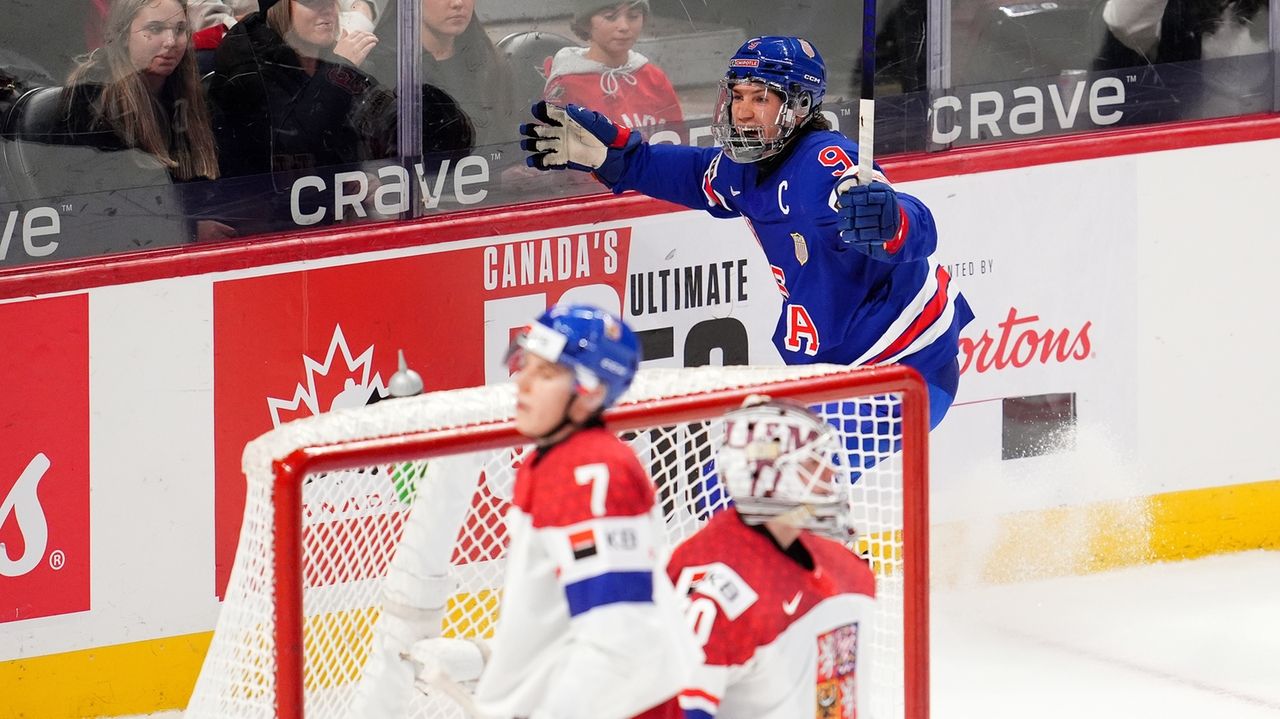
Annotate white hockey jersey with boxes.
[473,427,700,719]
[666,510,877,719]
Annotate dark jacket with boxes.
[1095,0,1269,68]
[422,48,513,152]
[33,79,208,249]
[49,81,185,168]
[208,12,395,177]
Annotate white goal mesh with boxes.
[186,364,928,719]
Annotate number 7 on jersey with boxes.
[574,463,610,516]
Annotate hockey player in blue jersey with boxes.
[520,35,974,430]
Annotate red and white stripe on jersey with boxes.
[701,153,731,209]
[852,260,958,366]
[884,207,911,254]
[540,512,662,616]
[677,686,722,718]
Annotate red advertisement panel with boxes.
[213,229,633,596]
[0,294,91,622]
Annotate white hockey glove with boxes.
[519,102,641,186]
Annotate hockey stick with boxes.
[857,0,878,186]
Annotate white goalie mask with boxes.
[716,397,855,540]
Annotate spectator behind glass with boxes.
[1095,0,1269,118]
[1097,0,1268,66]
[419,0,515,152]
[208,0,394,179]
[55,0,234,242]
[187,0,375,33]
[544,1,682,131]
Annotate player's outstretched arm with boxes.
[519,102,642,186]
[520,102,735,217]
[836,176,938,263]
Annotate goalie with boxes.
[668,398,877,718]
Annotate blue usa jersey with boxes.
[610,130,974,381]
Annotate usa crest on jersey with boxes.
[816,622,859,718]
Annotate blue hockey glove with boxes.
[519,102,640,185]
[838,180,904,255]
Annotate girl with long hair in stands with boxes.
[63,0,220,182]
[60,0,233,240]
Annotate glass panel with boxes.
[937,0,1274,148]
[4,0,1275,266]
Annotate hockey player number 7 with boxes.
[574,463,611,516]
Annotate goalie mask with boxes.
[711,36,827,163]
[716,397,855,540]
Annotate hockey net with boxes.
[186,364,929,719]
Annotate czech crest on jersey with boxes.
[815,622,859,718]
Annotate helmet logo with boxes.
[799,39,815,57]
[522,321,569,363]
[727,418,814,467]
[602,314,622,340]
[729,58,760,68]
[747,40,761,50]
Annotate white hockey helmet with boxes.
[716,396,855,540]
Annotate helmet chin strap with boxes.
[533,391,596,447]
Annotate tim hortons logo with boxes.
[266,324,389,427]
[1,453,51,578]
[959,306,1093,374]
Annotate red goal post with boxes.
[186,364,930,719]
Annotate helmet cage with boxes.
[716,400,856,540]
[710,78,814,163]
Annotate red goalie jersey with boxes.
[667,510,877,719]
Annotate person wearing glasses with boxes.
[55,0,234,242]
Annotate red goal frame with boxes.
[268,364,931,719]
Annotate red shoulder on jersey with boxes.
[668,510,874,665]
[515,427,655,528]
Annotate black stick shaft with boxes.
[857,0,878,185]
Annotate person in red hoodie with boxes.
[543,1,682,132]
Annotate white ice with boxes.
[932,550,1280,718]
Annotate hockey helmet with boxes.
[711,36,827,163]
[715,396,855,539]
[508,304,641,407]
